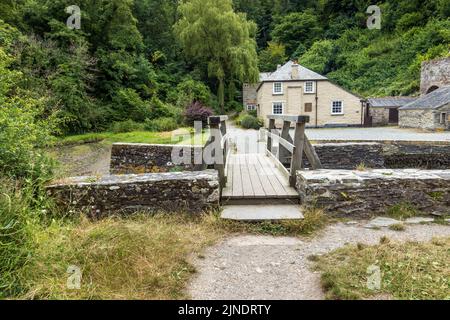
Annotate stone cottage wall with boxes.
[47,170,220,217]
[399,109,437,130]
[110,143,204,174]
[296,169,450,218]
[421,57,450,95]
[243,83,258,108]
[370,108,390,126]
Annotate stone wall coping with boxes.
[112,143,204,148]
[311,140,450,146]
[48,170,219,188]
[298,169,450,182]
[314,142,382,147]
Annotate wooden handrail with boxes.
[265,115,322,187]
[265,130,295,153]
[267,114,310,124]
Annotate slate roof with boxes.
[400,86,450,110]
[259,61,327,82]
[368,97,417,108]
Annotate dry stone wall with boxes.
[110,143,204,174]
[296,169,450,218]
[47,170,220,217]
[302,142,450,170]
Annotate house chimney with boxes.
[291,61,299,80]
[277,64,282,70]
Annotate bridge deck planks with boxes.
[222,154,299,199]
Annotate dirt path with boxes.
[188,222,450,300]
[49,142,112,177]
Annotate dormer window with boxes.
[305,81,315,94]
[273,82,283,95]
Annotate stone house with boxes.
[367,97,417,126]
[399,86,450,130]
[398,57,450,131]
[243,61,364,127]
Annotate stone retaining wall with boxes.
[296,169,450,218]
[303,142,450,170]
[47,170,220,217]
[110,143,204,174]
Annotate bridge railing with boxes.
[263,114,322,187]
[205,115,230,188]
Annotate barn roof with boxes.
[400,86,450,110]
[368,97,417,108]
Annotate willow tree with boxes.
[174,0,259,112]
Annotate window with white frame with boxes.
[272,102,283,115]
[304,81,315,94]
[246,104,256,111]
[273,82,283,95]
[331,101,344,115]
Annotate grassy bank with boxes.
[314,237,450,300]
[18,214,222,300]
[6,207,327,300]
[56,129,210,147]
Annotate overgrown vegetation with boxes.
[315,237,450,300]
[386,202,420,220]
[17,214,223,300]
[2,207,327,299]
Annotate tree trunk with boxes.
[218,77,225,114]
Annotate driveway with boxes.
[227,124,449,154]
[304,127,449,142]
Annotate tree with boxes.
[258,42,287,72]
[271,10,323,56]
[174,0,259,112]
[299,40,336,74]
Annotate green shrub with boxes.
[225,101,243,113]
[110,120,144,133]
[240,115,263,130]
[248,110,258,117]
[144,117,179,132]
[0,180,35,297]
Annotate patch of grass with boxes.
[55,129,209,147]
[18,214,223,300]
[314,237,450,300]
[428,191,444,201]
[386,202,420,220]
[388,224,406,232]
[203,207,328,237]
[356,163,368,171]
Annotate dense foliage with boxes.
[0,0,448,137]
[234,0,449,96]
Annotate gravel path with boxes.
[188,222,450,300]
[305,127,450,142]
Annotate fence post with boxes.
[279,120,293,165]
[290,121,306,187]
[208,116,227,188]
[267,118,276,154]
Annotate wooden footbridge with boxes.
[206,115,323,205]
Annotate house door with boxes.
[389,109,399,124]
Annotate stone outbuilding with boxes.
[399,86,450,130]
[367,97,417,126]
[420,57,450,95]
